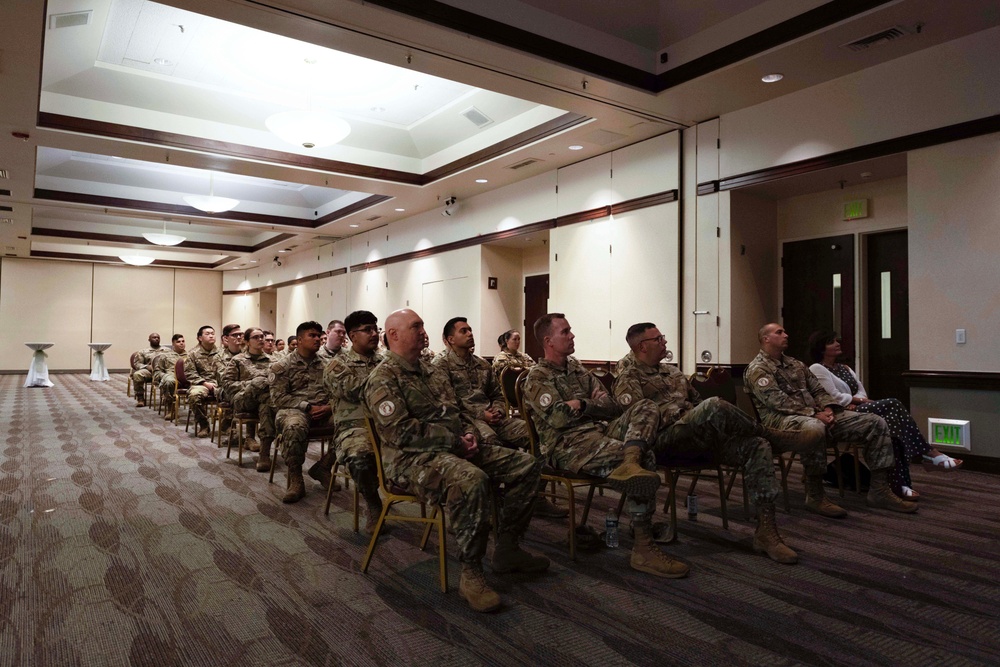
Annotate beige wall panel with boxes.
[611,132,679,203]
[259,291,278,337]
[729,192,779,364]
[481,246,523,352]
[349,266,388,321]
[695,193,720,365]
[550,218,611,361]
[556,153,612,216]
[422,277,475,352]
[277,284,313,335]
[777,177,907,240]
[173,270,222,344]
[386,247,479,329]
[696,120,720,184]
[0,259,93,371]
[721,27,1000,178]
[222,294,257,331]
[682,127,699,372]
[92,265,174,369]
[909,134,1000,372]
[609,204,680,363]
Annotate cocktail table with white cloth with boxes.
[24,343,55,388]
[88,343,112,381]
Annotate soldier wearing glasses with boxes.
[221,327,274,468]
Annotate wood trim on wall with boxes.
[903,370,1000,392]
[32,227,255,254]
[31,250,219,269]
[222,267,349,296]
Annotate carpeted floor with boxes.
[2,374,999,666]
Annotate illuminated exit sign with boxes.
[927,418,970,451]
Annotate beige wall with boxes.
[727,191,778,364]
[0,258,222,371]
[480,245,523,353]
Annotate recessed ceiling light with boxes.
[394,208,405,212]
[475,178,488,183]
[761,73,784,83]
[860,171,873,179]
[249,259,259,263]
[278,248,291,253]
[153,58,174,66]
[568,145,583,151]
[349,224,359,228]
[304,57,319,65]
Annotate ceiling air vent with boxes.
[461,107,494,129]
[841,25,913,52]
[49,11,92,30]
[0,205,12,212]
[0,190,9,197]
[0,169,9,179]
[505,157,543,171]
[365,215,382,222]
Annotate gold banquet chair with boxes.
[360,417,448,593]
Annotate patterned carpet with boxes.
[2,374,999,666]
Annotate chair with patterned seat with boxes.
[499,366,525,417]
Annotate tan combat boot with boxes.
[492,533,550,574]
[243,434,260,452]
[753,503,799,564]
[195,422,210,438]
[802,475,848,518]
[255,439,272,472]
[282,463,306,503]
[459,564,502,612]
[606,445,661,498]
[867,469,918,513]
[630,520,689,578]
[308,451,341,491]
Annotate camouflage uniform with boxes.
[745,351,894,474]
[614,351,636,376]
[614,359,777,506]
[433,350,529,450]
[316,345,345,365]
[323,347,384,506]
[523,357,660,516]
[154,349,186,409]
[222,351,275,445]
[365,351,542,565]
[268,352,331,467]
[491,349,535,379]
[131,346,161,399]
[184,345,224,427]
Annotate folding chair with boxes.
[499,366,524,417]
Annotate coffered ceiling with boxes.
[1,0,998,270]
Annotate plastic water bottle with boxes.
[605,509,619,548]
[687,494,699,521]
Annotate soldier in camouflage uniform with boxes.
[184,325,224,438]
[523,314,688,578]
[221,327,274,466]
[215,324,243,439]
[365,309,546,613]
[155,334,186,421]
[491,329,535,379]
[613,323,798,564]
[262,331,276,356]
[131,332,162,407]
[323,311,385,531]
[274,337,286,356]
[269,321,333,503]
[317,319,347,364]
[746,324,916,514]
[434,318,530,450]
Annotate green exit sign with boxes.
[842,198,869,220]
[928,418,970,450]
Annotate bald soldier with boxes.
[523,313,688,578]
[131,332,162,407]
[365,309,546,613]
[745,323,916,514]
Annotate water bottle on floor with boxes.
[605,508,619,548]
[687,494,698,521]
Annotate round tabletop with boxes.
[88,343,113,351]
[25,343,55,351]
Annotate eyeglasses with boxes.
[350,325,381,335]
[247,334,264,340]
[639,335,666,344]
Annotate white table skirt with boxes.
[89,343,112,381]
[24,343,55,388]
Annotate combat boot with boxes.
[532,495,570,518]
[753,503,798,564]
[606,444,661,498]
[196,422,210,438]
[308,450,341,492]
[867,469,918,513]
[802,475,848,518]
[243,434,260,453]
[492,533,550,574]
[630,519,689,578]
[459,564,502,612]
[135,395,146,407]
[255,439,272,473]
[282,463,306,504]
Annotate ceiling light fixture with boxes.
[761,73,784,83]
[119,255,155,266]
[568,145,583,151]
[349,224,359,228]
[475,179,488,183]
[142,220,186,246]
[184,173,239,213]
[265,110,351,149]
[394,208,405,212]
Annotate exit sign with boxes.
[842,198,869,220]
[927,418,970,451]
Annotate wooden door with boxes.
[523,274,549,360]
[865,230,910,405]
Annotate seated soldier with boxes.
[613,322,803,564]
[317,319,347,363]
[215,324,243,438]
[131,332,162,407]
[184,325,224,438]
[220,327,275,468]
[523,313,688,579]
[155,334,186,421]
[365,308,547,613]
[269,321,333,503]
[434,317,566,518]
[746,323,916,514]
[262,331,276,356]
[274,337,286,356]
[323,310,385,531]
